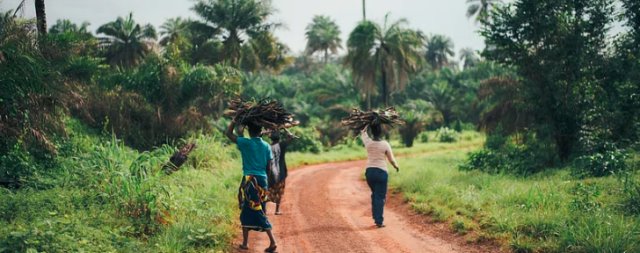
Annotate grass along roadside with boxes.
[287,131,484,168]
[392,149,640,252]
[0,120,242,252]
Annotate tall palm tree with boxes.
[345,14,425,108]
[35,0,46,35]
[159,17,190,46]
[97,13,157,67]
[459,47,480,69]
[305,15,342,64]
[425,34,455,70]
[466,0,502,22]
[192,0,277,66]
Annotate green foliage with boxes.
[345,15,425,107]
[574,146,629,178]
[395,148,640,253]
[0,14,67,187]
[436,127,458,143]
[97,13,157,67]
[305,15,342,63]
[419,132,429,143]
[460,137,557,175]
[286,127,322,154]
[192,0,291,71]
[425,34,455,70]
[398,100,429,147]
[480,0,636,163]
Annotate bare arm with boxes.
[360,127,372,146]
[225,120,238,143]
[385,143,399,172]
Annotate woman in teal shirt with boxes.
[226,119,277,252]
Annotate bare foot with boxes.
[239,244,249,250]
[264,245,277,252]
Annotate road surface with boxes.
[233,159,496,253]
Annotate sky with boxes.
[1,0,486,55]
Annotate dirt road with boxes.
[234,159,488,253]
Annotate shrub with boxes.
[285,127,322,153]
[460,142,556,175]
[573,145,628,177]
[419,132,429,143]
[436,127,458,143]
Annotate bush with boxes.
[460,142,556,175]
[284,127,322,154]
[436,127,458,143]
[419,132,429,143]
[573,145,628,177]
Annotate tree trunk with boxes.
[35,0,47,35]
[324,49,328,64]
[381,65,388,107]
[362,0,366,21]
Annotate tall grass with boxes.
[392,149,640,252]
[0,120,242,252]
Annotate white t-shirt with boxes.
[361,131,398,171]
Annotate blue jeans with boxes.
[365,167,388,225]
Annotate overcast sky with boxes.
[1,0,486,55]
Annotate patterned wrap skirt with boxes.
[238,175,272,231]
[268,179,286,204]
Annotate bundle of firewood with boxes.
[224,98,299,130]
[163,143,197,175]
[341,108,405,134]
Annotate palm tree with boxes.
[425,34,455,70]
[345,15,424,108]
[424,80,456,126]
[192,0,278,66]
[97,13,157,67]
[35,0,46,35]
[305,15,342,64]
[459,47,480,69]
[466,0,502,22]
[159,17,190,46]
[49,19,90,34]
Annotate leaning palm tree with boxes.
[305,15,342,64]
[459,47,480,69]
[160,17,190,46]
[425,34,455,70]
[345,14,425,108]
[466,0,502,22]
[97,13,157,67]
[192,0,278,67]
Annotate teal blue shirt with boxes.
[236,137,273,176]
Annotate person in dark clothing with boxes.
[267,131,292,215]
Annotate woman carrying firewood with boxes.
[267,131,293,215]
[224,98,297,252]
[342,108,402,228]
[361,123,399,228]
[226,120,278,252]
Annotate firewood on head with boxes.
[341,107,405,135]
[225,98,298,131]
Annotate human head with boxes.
[246,122,262,137]
[270,131,281,143]
[370,124,383,139]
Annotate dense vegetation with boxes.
[1,0,638,252]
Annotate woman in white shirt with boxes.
[361,124,399,228]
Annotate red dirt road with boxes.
[234,159,487,253]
